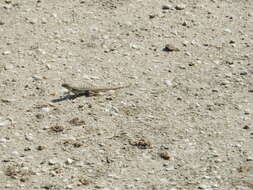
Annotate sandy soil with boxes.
[0,0,253,189]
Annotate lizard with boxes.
[61,83,130,97]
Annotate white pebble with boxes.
[2,51,11,55]
[25,133,33,141]
[0,138,7,143]
[130,43,141,50]
[0,119,12,127]
[41,107,50,113]
[164,80,173,87]
[175,4,186,10]
[224,28,232,33]
[5,184,12,188]
[66,158,74,165]
[32,75,43,80]
[10,151,19,156]
[4,64,14,70]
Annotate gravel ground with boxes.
[0,0,253,189]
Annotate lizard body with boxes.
[62,83,130,97]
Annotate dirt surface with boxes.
[0,0,253,189]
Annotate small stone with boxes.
[24,147,31,151]
[35,114,44,119]
[37,48,46,55]
[0,119,12,127]
[220,80,229,85]
[160,152,172,160]
[78,177,90,186]
[5,184,12,188]
[243,125,250,129]
[41,107,50,113]
[68,117,86,126]
[224,28,232,33]
[10,151,19,156]
[198,184,210,189]
[244,110,250,115]
[41,18,47,24]
[1,98,16,103]
[240,71,247,75]
[0,21,5,25]
[162,4,172,10]
[246,157,253,161]
[164,80,173,87]
[185,52,191,56]
[130,138,151,149]
[66,158,74,165]
[50,125,64,133]
[2,51,11,55]
[4,63,14,70]
[5,0,12,4]
[48,159,58,165]
[149,14,156,19]
[37,145,46,151]
[130,44,141,50]
[32,75,43,80]
[175,4,186,10]
[25,134,33,141]
[0,138,7,143]
[46,64,51,70]
[28,18,37,24]
[163,44,180,52]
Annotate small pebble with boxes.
[5,0,12,4]
[130,44,141,50]
[41,107,50,113]
[25,134,33,141]
[2,51,11,55]
[4,64,14,70]
[224,28,232,33]
[41,18,47,24]
[5,184,12,188]
[149,14,156,19]
[10,151,19,156]
[164,80,173,87]
[0,138,8,143]
[37,145,46,151]
[1,98,16,103]
[162,4,172,10]
[198,184,210,189]
[32,75,43,80]
[175,4,186,10]
[160,152,172,160]
[243,125,250,129]
[0,119,12,127]
[48,159,58,165]
[163,44,180,52]
[240,71,247,75]
[66,158,74,165]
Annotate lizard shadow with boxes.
[51,94,84,103]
